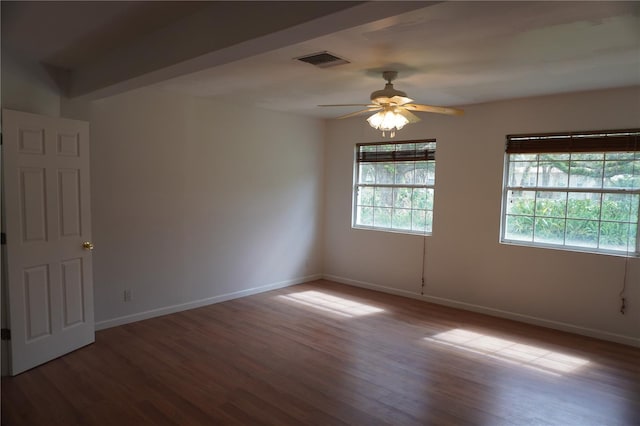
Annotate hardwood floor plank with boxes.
[2,280,639,425]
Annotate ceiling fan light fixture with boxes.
[367,108,409,138]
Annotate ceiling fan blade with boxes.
[397,108,421,123]
[319,104,377,107]
[404,103,464,116]
[336,108,381,119]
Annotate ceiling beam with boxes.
[68,1,433,100]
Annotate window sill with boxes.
[500,239,639,258]
[352,224,432,237]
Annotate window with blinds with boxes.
[353,140,436,234]
[501,129,640,256]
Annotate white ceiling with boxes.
[2,1,639,118]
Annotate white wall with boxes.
[87,88,324,327]
[1,48,325,364]
[323,87,640,346]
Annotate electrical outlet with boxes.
[124,289,132,302]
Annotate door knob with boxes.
[82,241,94,251]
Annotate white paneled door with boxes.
[3,109,94,375]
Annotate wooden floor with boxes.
[2,280,639,425]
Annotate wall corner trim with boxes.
[95,274,322,331]
[322,274,640,348]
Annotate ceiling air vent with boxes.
[295,51,350,68]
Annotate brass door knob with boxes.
[82,241,94,251]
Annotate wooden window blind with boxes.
[506,129,640,154]
[356,139,436,163]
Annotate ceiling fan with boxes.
[320,71,464,138]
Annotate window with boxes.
[353,140,436,234]
[501,129,640,256]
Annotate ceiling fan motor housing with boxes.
[370,83,408,102]
[370,70,409,102]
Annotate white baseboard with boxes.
[95,274,322,331]
[323,274,640,348]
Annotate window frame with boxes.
[352,139,436,236]
[500,129,640,257]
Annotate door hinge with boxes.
[1,329,10,341]
[0,232,5,245]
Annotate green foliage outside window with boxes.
[506,196,638,248]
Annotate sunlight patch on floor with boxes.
[277,291,384,318]
[425,328,589,375]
